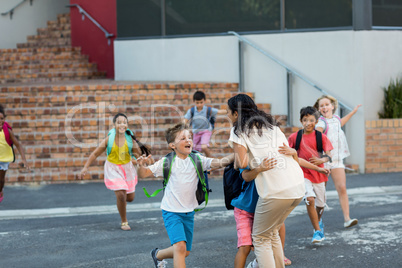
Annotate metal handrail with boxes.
[67,4,114,45]
[1,0,33,20]
[228,31,353,119]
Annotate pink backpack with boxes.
[2,122,15,162]
[319,115,341,135]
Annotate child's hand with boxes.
[317,167,330,175]
[353,104,362,113]
[137,155,153,166]
[278,143,297,156]
[256,157,277,173]
[79,168,88,180]
[309,156,326,166]
[21,160,30,170]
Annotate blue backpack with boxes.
[143,150,211,211]
[106,128,136,158]
[190,106,215,130]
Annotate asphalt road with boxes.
[1,172,401,268]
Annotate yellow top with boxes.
[107,139,131,165]
[0,130,13,163]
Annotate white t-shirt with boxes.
[229,126,305,200]
[148,153,213,213]
[316,117,350,161]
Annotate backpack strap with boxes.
[315,130,323,153]
[188,152,209,212]
[207,106,215,130]
[106,128,136,159]
[334,114,341,122]
[143,151,175,198]
[125,129,136,159]
[188,106,195,126]
[319,116,329,135]
[3,122,13,147]
[294,129,303,151]
[106,129,116,156]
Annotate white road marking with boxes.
[0,186,401,220]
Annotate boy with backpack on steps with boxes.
[138,123,234,268]
[183,91,227,157]
[288,106,333,244]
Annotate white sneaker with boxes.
[344,218,358,228]
[246,259,259,268]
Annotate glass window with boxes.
[373,0,402,27]
[117,0,162,37]
[285,0,352,29]
[165,0,280,35]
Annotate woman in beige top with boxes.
[228,94,305,268]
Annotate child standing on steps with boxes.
[314,95,361,228]
[0,105,30,203]
[137,123,234,268]
[79,113,151,231]
[183,91,227,157]
[288,106,333,244]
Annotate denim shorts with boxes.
[162,210,195,251]
[0,162,10,171]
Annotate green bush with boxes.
[378,77,402,118]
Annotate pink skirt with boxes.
[104,160,138,193]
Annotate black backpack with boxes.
[294,129,323,155]
[223,162,243,210]
[142,150,211,211]
[190,106,215,130]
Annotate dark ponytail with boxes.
[130,132,151,156]
[0,105,5,117]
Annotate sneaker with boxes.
[312,230,325,244]
[246,259,259,268]
[151,248,167,268]
[319,219,324,234]
[0,191,3,203]
[344,218,358,228]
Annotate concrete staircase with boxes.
[0,14,105,84]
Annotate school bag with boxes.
[106,128,136,158]
[190,106,215,130]
[319,115,341,135]
[142,150,211,212]
[223,162,243,210]
[294,129,332,163]
[294,129,323,154]
[2,122,15,163]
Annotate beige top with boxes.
[229,126,305,200]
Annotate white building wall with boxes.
[0,0,69,49]
[114,30,402,173]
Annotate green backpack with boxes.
[143,151,211,212]
[106,128,136,159]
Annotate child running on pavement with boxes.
[79,113,151,231]
[137,123,234,268]
[314,95,361,228]
[288,106,333,243]
[183,91,227,157]
[0,105,30,203]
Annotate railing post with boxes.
[238,40,244,92]
[287,71,293,126]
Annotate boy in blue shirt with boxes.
[184,91,227,157]
[137,123,234,268]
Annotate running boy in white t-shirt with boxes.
[137,123,234,268]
